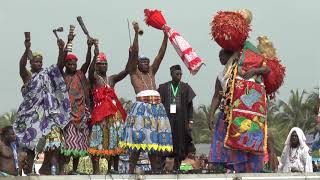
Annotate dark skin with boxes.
[290,131,300,148]
[57,33,93,75]
[88,43,129,175]
[18,38,43,175]
[170,69,192,130]
[0,128,26,176]
[126,21,168,94]
[57,35,93,174]
[208,50,233,131]
[208,49,271,130]
[19,40,43,84]
[125,22,168,174]
[89,43,129,89]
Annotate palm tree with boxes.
[192,105,211,144]
[0,110,17,128]
[267,88,319,154]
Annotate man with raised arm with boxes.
[55,32,92,174]
[88,41,128,174]
[15,34,70,175]
[120,22,172,174]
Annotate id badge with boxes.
[170,104,176,114]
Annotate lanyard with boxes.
[171,83,179,97]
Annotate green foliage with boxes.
[267,88,319,155]
[192,105,212,144]
[0,110,17,128]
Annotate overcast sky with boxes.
[0,0,319,114]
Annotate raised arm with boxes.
[57,39,66,73]
[81,38,94,74]
[109,47,131,87]
[89,42,99,86]
[19,40,32,84]
[151,32,168,74]
[208,78,223,131]
[125,22,139,74]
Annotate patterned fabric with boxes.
[62,123,89,156]
[14,65,71,150]
[224,77,267,153]
[62,70,90,156]
[136,96,161,104]
[119,101,173,152]
[209,111,264,173]
[44,126,64,151]
[64,70,90,127]
[166,27,204,75]
[88,111,124,156]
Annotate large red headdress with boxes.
[211,11,251,51]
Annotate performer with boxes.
[158,65,196,170]
[0,126,26,176]
[120,22,172,173]
[208,9,284,173]
[15,35,70,175]
[56,32,92,174]
[278,127,313,173]
[88,42,128,174]
[208,49,268,173]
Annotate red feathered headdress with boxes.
[211,11,251,51]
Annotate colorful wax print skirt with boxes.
[119,101,173,152]
[44,126,64,151]
[88,111,125,156]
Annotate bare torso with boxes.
[130,68,156,94]
[0,141,17,175]
[95,75,110,88]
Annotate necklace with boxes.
[98,74,109,87]
[139,70,154,90]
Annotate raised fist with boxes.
[132,21,139,33]
[24,40,31,49]
[67,33,76,42]
[87,37,94,48]
[57,39,65,49]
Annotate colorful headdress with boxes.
[211,10,251,51]
[65,53,78,61]
[97,52,107,63]
[257,36,285,96]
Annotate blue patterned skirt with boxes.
[119,101,173,152]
